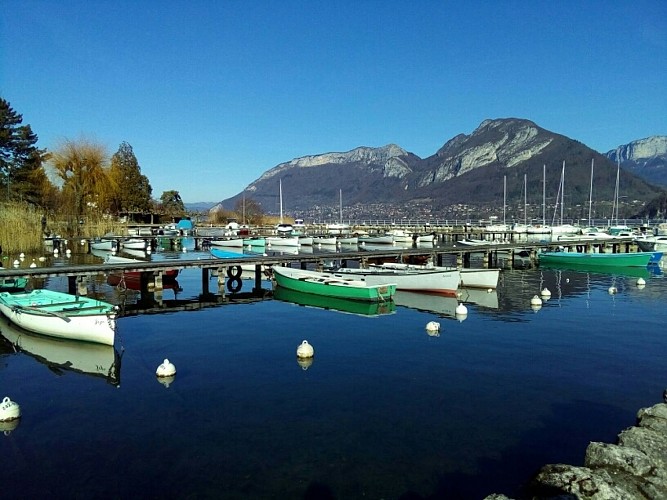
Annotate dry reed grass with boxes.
[0,202,126,254]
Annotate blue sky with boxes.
[2,1,665,203]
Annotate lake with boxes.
[1,245,666,499]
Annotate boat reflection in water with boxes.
[538,261,662,279]
[272,286,396,317]
[0,315,121,387]
[393,287,499,318]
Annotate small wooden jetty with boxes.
[1,236,645,313]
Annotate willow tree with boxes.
[49,138,111,220]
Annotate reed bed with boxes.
[0,202,126,255]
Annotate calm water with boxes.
[1,244,666,499]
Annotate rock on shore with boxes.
[485,402,667,499]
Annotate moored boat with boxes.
[374,262,500,289]
[0,315,121,385]
[0,289,118,345]
[271,266,396,302]
[325,265,460,295]
[538,250,653,268]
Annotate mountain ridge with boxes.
[216,119,665,218]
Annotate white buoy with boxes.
[53,248,59,255]
[156,359,176,377]
[296,340,314,359]
[81,239,86,246]
[38,256,46,262]
[12,259,19,268]
[425,321,440,333]
[65,248,71,255]
[637,277,646,286]
[29,260,37,268]
[0,397,21,421]
[530,295,542,307]
[608,286,617,295]
[455,303,468,316]
[19,252,25,259]
[540,287,551,298]
[182,247,187,253]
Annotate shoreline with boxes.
[486,393,667,499]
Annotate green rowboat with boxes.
[538,251,653,268]
[271,266,396,302]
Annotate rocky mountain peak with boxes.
[606,136,667,162]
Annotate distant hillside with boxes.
[605,136,667,187]
[185,202,216,212]
[217,118,664,216]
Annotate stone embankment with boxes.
[486,395,667,499]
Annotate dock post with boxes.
[457,252,463,268]
[254,264,262,293]
[202,268,210,295]
[68,275,77,295]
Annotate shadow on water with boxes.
[393,399,630,500]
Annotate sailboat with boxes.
[485,175,509,232]
[550,161,579,235]
[512,173,529,233]
[266,179,300,247]
[326,189,351,235]
[527,165,551,234]
[608,158,632,235]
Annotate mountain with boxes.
[218,118,664,218]
[605,136,667,187]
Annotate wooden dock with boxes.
[1,236,642,298]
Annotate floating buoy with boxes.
[156,359,176,377]
[296,340,314,359]
[19,252,25,259]
[81,239,86,246]
[530,295,542,307]
[182,247,187,253]
[540,287,551,298]
[29,260,37,268]
[53,248,59,255]
[455,303,468,316]
[425,321,440,333]
[487,288,493,293]
[565,278,570,283]
[12,260,19,268]
[608,286,617,295]
[637,277,646,286]
[38,256,46,262]
[0,397,21,421]
[65,248,71,255]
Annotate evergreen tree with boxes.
[0,97,48,203]
[109,142,153,213]
[160,190,185,216]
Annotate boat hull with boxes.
[272,266,396,302]
[327,267,460,295]
[538,251,652,267]
[0,315,120,385]
[0,290,117,345]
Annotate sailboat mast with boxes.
[524,173,527,226]
[339,189,343,224]
[560,161,565,226]
[279,179,283,224]
[542,164,546,226]
[503,175,506,226]
[614,158,621,224]
[588,158,594,226]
